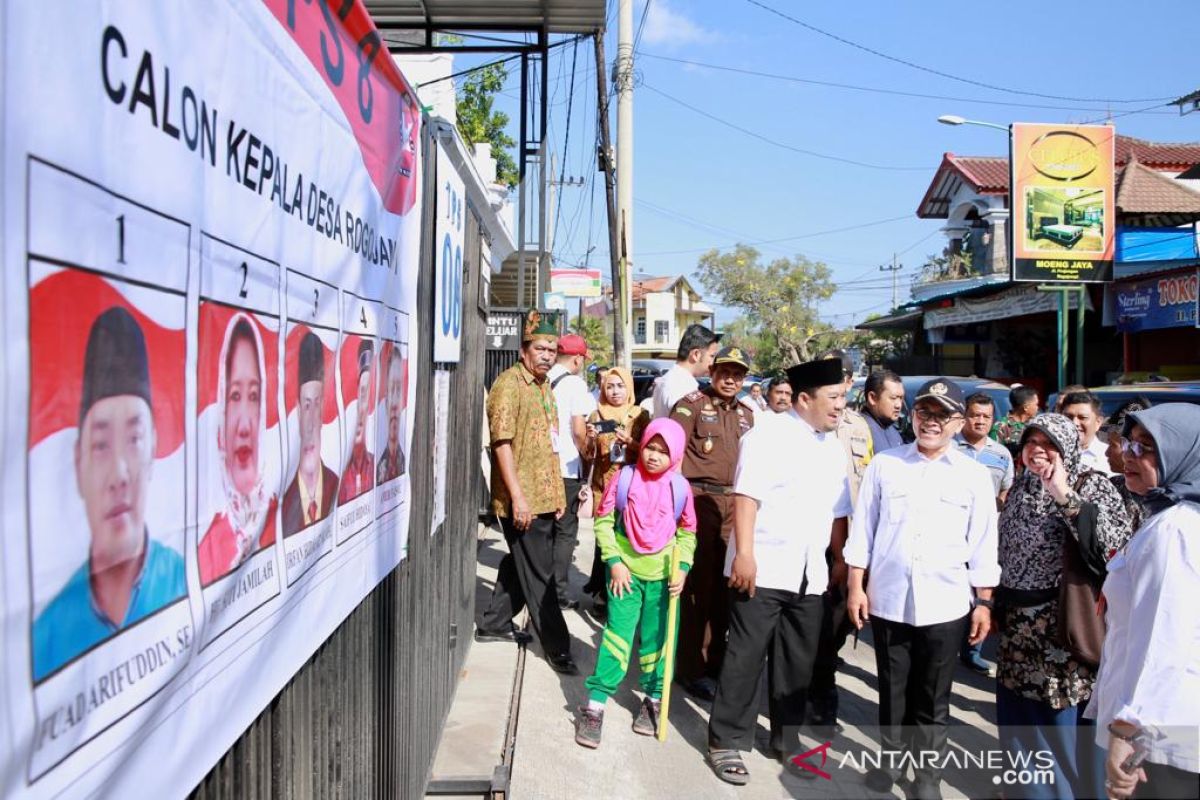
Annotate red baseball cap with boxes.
[557,334,589,356]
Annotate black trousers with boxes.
[871,614,969,793]
[677,491,733,683]
[708,583,822,755]
[809,584,854,713]
[551,477,582,605]
[478,513,571,658]
[1141,762,1200,799]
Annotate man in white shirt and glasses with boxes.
[845,377,1000,798]
[705,358,852,786]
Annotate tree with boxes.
[845,316,913,370]
[695,245,837,364]
[570,312,612,373]
[456,64,519,189]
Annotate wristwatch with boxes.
[1056,490,1083,513]
[973,597,994,610]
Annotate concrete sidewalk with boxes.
[508,518,1004,799]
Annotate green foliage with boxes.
[695,245,837,365]
[456,63,519,189]
[569,313,612,375]
[845,315,913,369]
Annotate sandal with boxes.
[708,748,750,786]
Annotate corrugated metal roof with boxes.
[364,1,607,34]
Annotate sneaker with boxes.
[575,706,603,749]
[960,652,993,676]
[631,697,661,737]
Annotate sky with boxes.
[438,0,1200,328]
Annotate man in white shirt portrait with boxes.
[845,377,999,798]
[547,334,597,610]
[706,358,852,784]
[650,323,719,419]
[1061,390,1114,477]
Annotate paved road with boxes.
[508,519,1007,799]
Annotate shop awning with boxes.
[856,309,924,330]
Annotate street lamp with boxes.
[937,114,1010,133]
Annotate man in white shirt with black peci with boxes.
[845,377,1000,798]
[705,358,853,786]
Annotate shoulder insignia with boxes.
[674,406,692,417]
[683,390,704,402]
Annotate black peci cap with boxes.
[79,306,152,427]
[299,331,325,385]
[356,338,374,375]
[785,358,844,394]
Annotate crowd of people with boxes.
[476,316,1199,799]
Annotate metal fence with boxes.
[191,128,486,800]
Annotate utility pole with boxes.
[879,254,902,312]
[614,0,634,367]
[594,31,624,364]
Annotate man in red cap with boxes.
[547,333,597,610]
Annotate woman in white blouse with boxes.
[1090,403,1200,800]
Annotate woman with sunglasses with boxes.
[1088,404,1200,800]
[995,413,1133,799]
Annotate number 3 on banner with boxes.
[440,233,461,338]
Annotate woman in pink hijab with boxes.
[573,418,697,749]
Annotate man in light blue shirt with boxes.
[32,307,185,682]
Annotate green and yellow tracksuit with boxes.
[583,512,696,703]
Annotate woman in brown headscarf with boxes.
[580,366,649,613]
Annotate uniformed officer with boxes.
[809,349,873,730]
[670,345,754,701]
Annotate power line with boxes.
[552,38,580,240]
[642,83,928,171]
[637,52,1176,116]
[633,0,653,51]
[743,0,1180,104]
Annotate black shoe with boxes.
[547,653,579,675]
[575,706,603,748]
[682,677,717,702]
[768,744,818,780]
[631,697,661,737]
[559,598,580,611]
[864,766,896,793]
[474,626,532,645]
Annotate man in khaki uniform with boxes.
[809,349,873,730]
[670,346,754,701]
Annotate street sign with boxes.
[550,268,602,297]
[486,311,521,350]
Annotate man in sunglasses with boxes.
[845,377,1000,797]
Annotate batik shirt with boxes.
[488,362,567,517]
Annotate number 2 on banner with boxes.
[238,262,249,299]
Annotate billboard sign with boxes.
[1012,123,1115,282]
[550,268,602,297]
[1110,270,1199,332]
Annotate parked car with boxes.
[849,375,1013,423]
[1047,381,1200,418]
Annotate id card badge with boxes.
[549,425,561,453]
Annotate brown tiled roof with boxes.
[1115,157,1200,215]
[949,155,1010,193]
[1115,135,1200,170]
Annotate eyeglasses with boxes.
[913,407,961,426]
[1120,439,1156,458]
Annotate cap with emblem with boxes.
[914,377,966,415]
[522,309,561,342]
[557,333,589,357]
[712,346,750,370]
[785,358,844,394]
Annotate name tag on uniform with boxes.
[549,426,561,453]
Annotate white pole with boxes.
[615,0,634,365]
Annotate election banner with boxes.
[1012,123,1116,283]
[434,145,465,363]
[0,2,421,796]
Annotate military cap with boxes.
[79,306,152,427]
[914,377,966,415]
[712,346,750,371]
